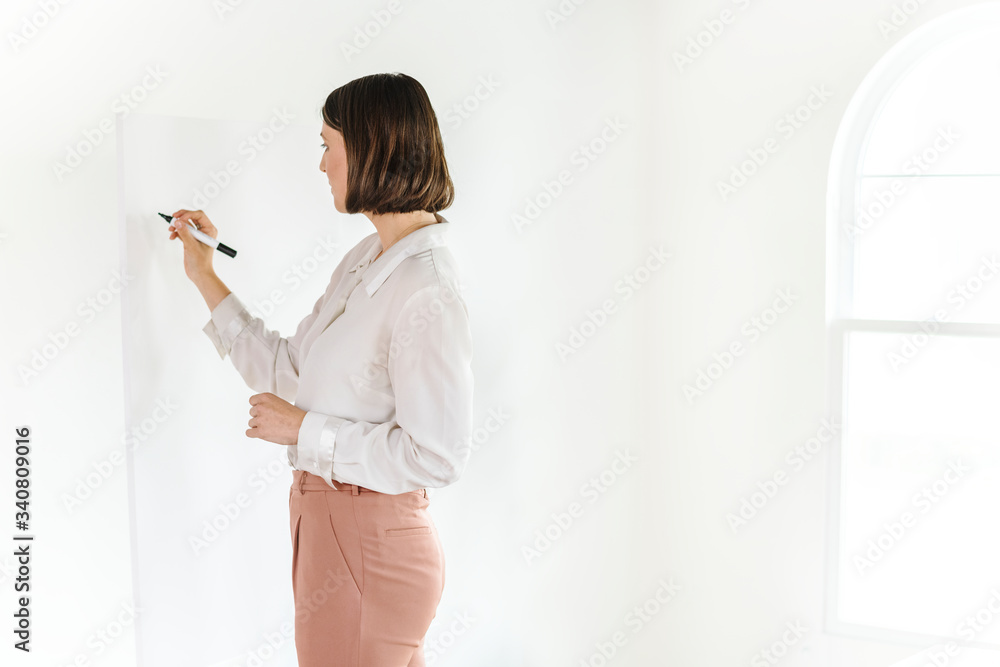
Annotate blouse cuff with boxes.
[295,410,346,483]
[202,292,252,359]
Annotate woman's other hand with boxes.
[247,393,308,446]
[168,208,218,283]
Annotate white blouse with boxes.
[201,213,474,495]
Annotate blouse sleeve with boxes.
[293,283,475,494]
[202,285,330,405]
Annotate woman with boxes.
[168,73,474,667]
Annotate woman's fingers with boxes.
[170,209,217,237]
[171,209,200,224]
[167,209,217,283]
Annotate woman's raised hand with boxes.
[169,209,219,283]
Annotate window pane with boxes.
[862,27,1000,176]
[839,330,1000,643]
[851,175,1000,323]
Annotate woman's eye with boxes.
[320,143,327,150]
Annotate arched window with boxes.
[826,4,1000,650]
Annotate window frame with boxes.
[825,3,1000,650]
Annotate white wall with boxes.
[0,0,987,665]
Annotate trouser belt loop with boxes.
[298,472,306,495]
[351,484,360,496]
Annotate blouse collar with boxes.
[350,213,451,297]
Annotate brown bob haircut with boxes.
[322,73,454,216]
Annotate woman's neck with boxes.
[370,211,439,260]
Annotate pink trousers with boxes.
[289,470,445,667]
